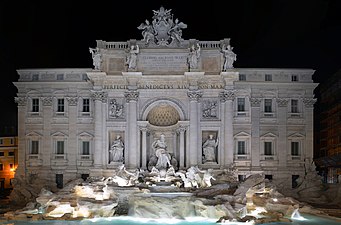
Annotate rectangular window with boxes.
[239,74,246,81]
[8,152,14,157]
[57,141,64,154]
[32,98,39,112]
[82,141,90,155]
[264,99,272,112]
[264,142,272,155]
[82,99,90,112]
[31,141,39,154]
[0,152,4,156]
[291,99,298,113]
[291,75,298,82]
[291,142,299,156]
[237,98,245,112]
[265,74,272,81]
[0,139,3,145]
[57,99,64,112]
[237,141,246,155]
[10,138,14,145]
[0,164,3,171]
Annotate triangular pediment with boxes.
[78,131,94,137]
[51,131,68,137]
[261,132,277,138]
[234,131,250,138]
[26,131,43,137]
[288,132,305,138]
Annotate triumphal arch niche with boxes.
[87,6,238,174]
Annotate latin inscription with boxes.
[138,54,188,72]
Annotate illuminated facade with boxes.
[0,136,18,189]
[13,7,318,189]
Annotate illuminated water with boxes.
[1,214,341,225]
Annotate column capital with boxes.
[42,97,53,106]
[219,90,235,102]
[303,98,317,108]
[187,90,203,101]
[91,91,107,103]
[176,126,187,134]
[66,97,78,106]
[124,90,139,102]
[276,98,288,107]
[250,98,261,107]
[14,97,27,106]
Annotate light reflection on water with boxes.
[1,214,340,225]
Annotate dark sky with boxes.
[0,0,340,130]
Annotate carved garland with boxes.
[14,97,27,106]
[250,98,261,107]
[91,91,107,103]
[276,98,288,107]
[219,91,235,102]
[67,97,78,106]
[303,98,317,108]
[42,97,53,106]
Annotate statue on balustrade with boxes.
[89,47,102,70]
[187,43,201,69]
[126,44,139,70]
[202,134,219,163]
[221,44,237,71]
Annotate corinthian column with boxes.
[187,90,202,166]
[177,126,187,169]
[125,90,139,168]
[140,127,148,169]
[92,91,107,169]
[219,90,235,166]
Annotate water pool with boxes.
[0,214,340,225]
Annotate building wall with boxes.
[0,136,18,189]
[14,67,317,189]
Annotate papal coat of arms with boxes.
[137,6,187,46]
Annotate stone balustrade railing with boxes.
[198,41,221,49]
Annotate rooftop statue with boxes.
[137,6,187,46]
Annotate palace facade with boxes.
[14,7,317,189]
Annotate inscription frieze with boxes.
[138,54,188,72]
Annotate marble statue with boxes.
[109,135,124,163]
[126,44,139,70]
[137,7,187,46]
[202,134,219,163]
[151,134,171,169]
[187,43,201,69]
[89,47,102,70]
[109,99,123,118]
[137,20,155,45]
[202,169,216,187]
[221,44,237,70]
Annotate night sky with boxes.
[0,0,340,131]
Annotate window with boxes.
[82,141,90,155]
[0,152,4,156]
[237,98,245,112]
[265,74,272,81]
[8,152,14,156]
[82,99,90,112]
[57,99,64,112]
[265,175,273,181]
[264,99,272,112]
[238,175,246,182]
[56,141,64,154]
[264,142,272,155]
[31,141,39,154]
[0,164,3,171]
[57,74,64,80]
[239,74,246,81]
[291,99,298,113]
[9,164,13,170]
[10,138,14,145]
[0,139,3,145]
[237,141,246,155]
[291,75,298,82]
[291,142,299,156]
[32,98,39,112]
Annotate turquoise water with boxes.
[1,214,340,225]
